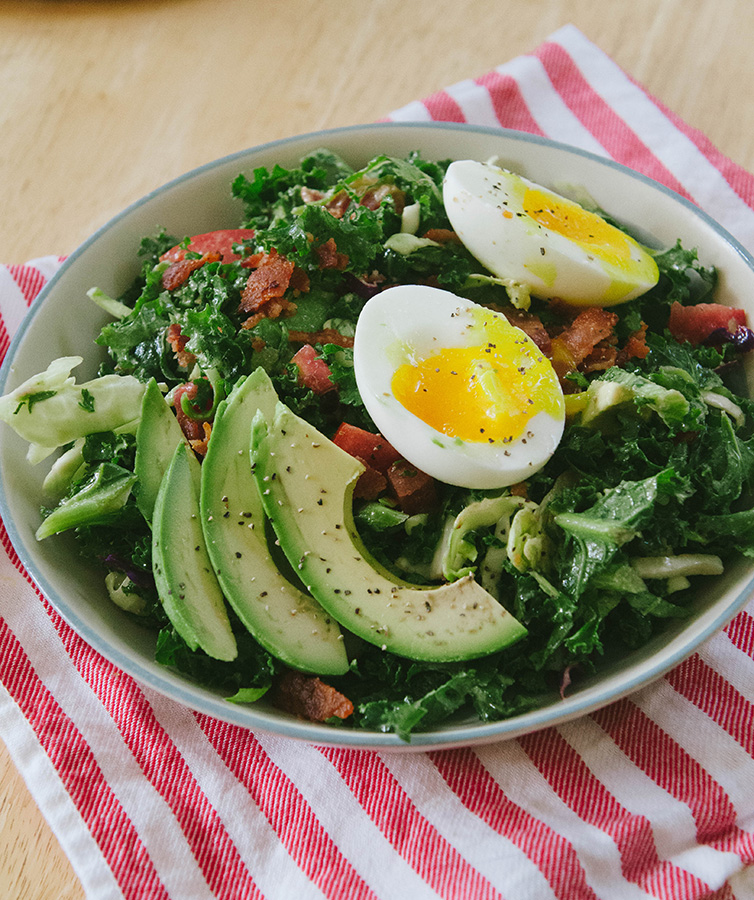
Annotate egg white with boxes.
[353,285,565,489]
[443,160,659,306]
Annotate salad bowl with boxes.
[2,122,754,750]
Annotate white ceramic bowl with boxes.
[2,123,754,750]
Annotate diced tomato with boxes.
[352,464,388,501]
[668,301,748,345]
[160,228,256,264]
[291,344,336,394]
[386,459,437,515]
[332,423,401,473]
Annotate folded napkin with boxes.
[2,24,753,900]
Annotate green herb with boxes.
[14,390,57,414]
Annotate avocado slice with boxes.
[251,403,527,663]
[135,378,186,522]
[200,369,349,675]
[153,441,237,661]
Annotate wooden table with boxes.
[2,0,753,895]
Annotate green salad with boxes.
[2,148,754,741]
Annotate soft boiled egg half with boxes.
[443,160,659,306]
[353,285,565,489]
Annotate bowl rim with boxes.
[2,120,754,751]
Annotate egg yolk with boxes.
[523,187,633,266]
[391,312,563,444]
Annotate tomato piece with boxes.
[332,422,401,473]
[668,301,747,345]
[292,344,336,394]
[160,228,256,264]
[386,460,437,515]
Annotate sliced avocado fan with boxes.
[152,441,238,662]
[251,402,527,663]
[200,368,349,676]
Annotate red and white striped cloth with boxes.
[1,24,753,899]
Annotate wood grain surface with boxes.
[2,0,753,896]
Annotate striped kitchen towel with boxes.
[1,24,753,900]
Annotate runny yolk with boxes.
[523,187,632,263]
[391,314,564,444]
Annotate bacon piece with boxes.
[238,249,307,329]
[189,421,212,459]
[274,671,353,722]
[166,323,197,370]
[300,186,325,204]
[559,308,619,362]
[240,297,297,331]
[422,228,462,244]
[173,382,208,442]
[386,459,437,515]
[315,237,349,271]
[550,308,618,383]
[288,328,354,349]
[161,251,221,291]
[239,250,296,314]
[509,482,528,499]
[324,191,351,219]
[360,184,405,215]
[504,308,552,356]
[619,322,650,364]
[580,343,618,374]
[292,344,336,394]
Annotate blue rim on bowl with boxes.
[2,122,754,750]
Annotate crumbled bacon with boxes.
[315,237,349,271]
[288,328,354,349]
[239,250,295,314]
[174,382,209,442]
[240,298,298,331]
[324,191,351,219]
[618,323,650,363]
[549,308,619,384]
[504,308,552,356]
[360,183,405,215]
[161,251,221,291]
[559,308,619,362]
[273,671,353,722]
[580,343,618,374]
[238,249,308,329]
[166,323,197,370]
[300,186,325,204]
[189,421,212,458]
[422,228,462,244]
